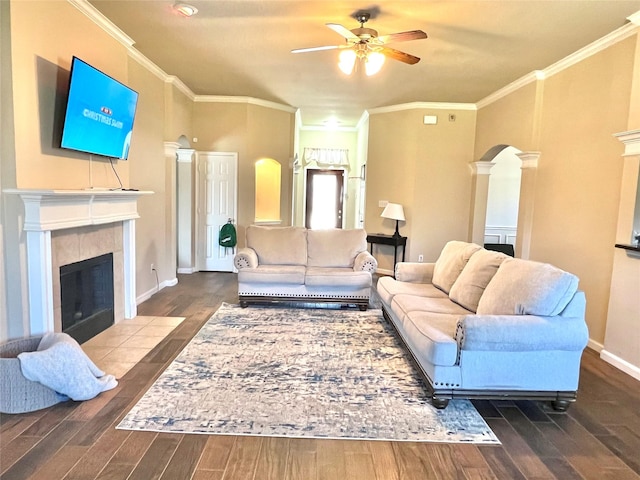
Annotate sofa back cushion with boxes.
[476,258,579,316]
[245,226,307,266]
[432,241,482,294]
[307,229,367,268]
[448,248,509,312]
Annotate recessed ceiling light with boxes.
[173,3,198,17]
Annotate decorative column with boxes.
[176,148,196,273]
[468,161,494,246]
[515,151,540,259]
[164,142,181,282]
[602,130,640,381]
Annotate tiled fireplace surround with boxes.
[52,223,124,334]
[7,189,150,337]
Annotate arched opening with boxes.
[470,145,536,258]
[255,158,281,223]
[484,146,522,248]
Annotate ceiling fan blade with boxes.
[380,46,421,65]
[377,30,427,45]
[291,45,341,54]
[326,23,361,42]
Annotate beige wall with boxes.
[10,1,130,189]
[533,39,634,344]
[126,58,170,298]
[366,108,477,272]
[603,33,640,378]
[246,104,294,231]
[475,37,636,346]
[0,0,12,341]
[164,83,193,142]
[475,82,540,158]
[192,101,294,247]
[1,0,177,340]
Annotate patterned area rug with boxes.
[117,303,500,444]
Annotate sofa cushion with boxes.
[307,229,367,268]
[476,258,579,316]
[432,241,482,294]
[237,265,306,284]
[391,294,473,318]
[246,226,307,266]
[399,311,462,366]
[305,267,372,287]
[377,276,447,306]
[449,249,509,312]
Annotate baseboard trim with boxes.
[136,277,178,306]
[177,267,197,274]
[587,338,603,353]
[600,349,640,381]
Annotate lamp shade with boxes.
[381,203,405,221]
[381,203,405,238]
[339,49,357,75]
[365,51,385,76]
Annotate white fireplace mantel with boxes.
[4,189,153,336]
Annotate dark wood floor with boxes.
[2,272,639,480]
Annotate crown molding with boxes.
[356,110,370,130]
[613,129,640,156]
[367,102,476,115]
[477,13,640,109]
[67,0,134,47]
[126,47,166,81]
[543,20,640,79]
[69,0,199,101]
[193,95,296,113]
[476,71,544,109]
[166,76,196,101]
[628,11,640,25]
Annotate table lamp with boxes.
[381,203,405,238]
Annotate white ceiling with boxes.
[88,1,640,127]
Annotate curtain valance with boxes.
[302,148,349,168]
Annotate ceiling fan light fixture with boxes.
[173,2,198,17]
[365,51,385,76]
[338,49,357,75]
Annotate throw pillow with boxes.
[449,248,509,312]
[432,241,482,294]
[476,258,579,316]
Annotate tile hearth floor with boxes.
[80,315,185,379]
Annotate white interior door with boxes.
[197,152,238,272]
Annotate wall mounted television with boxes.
[60,57,139,160]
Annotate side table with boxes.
[366,234,407,274]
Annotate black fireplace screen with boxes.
[60,253,114,344]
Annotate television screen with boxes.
[61,57,138,160]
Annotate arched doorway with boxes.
[484,146,522,247]
[470,145,539,258]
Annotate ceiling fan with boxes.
[291,13,427,75]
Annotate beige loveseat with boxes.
[234,226,377,309]
[378,241,589,410]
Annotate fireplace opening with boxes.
[60,253,114,344]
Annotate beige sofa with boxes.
[377,241,589,410]
[234,226,377,309]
